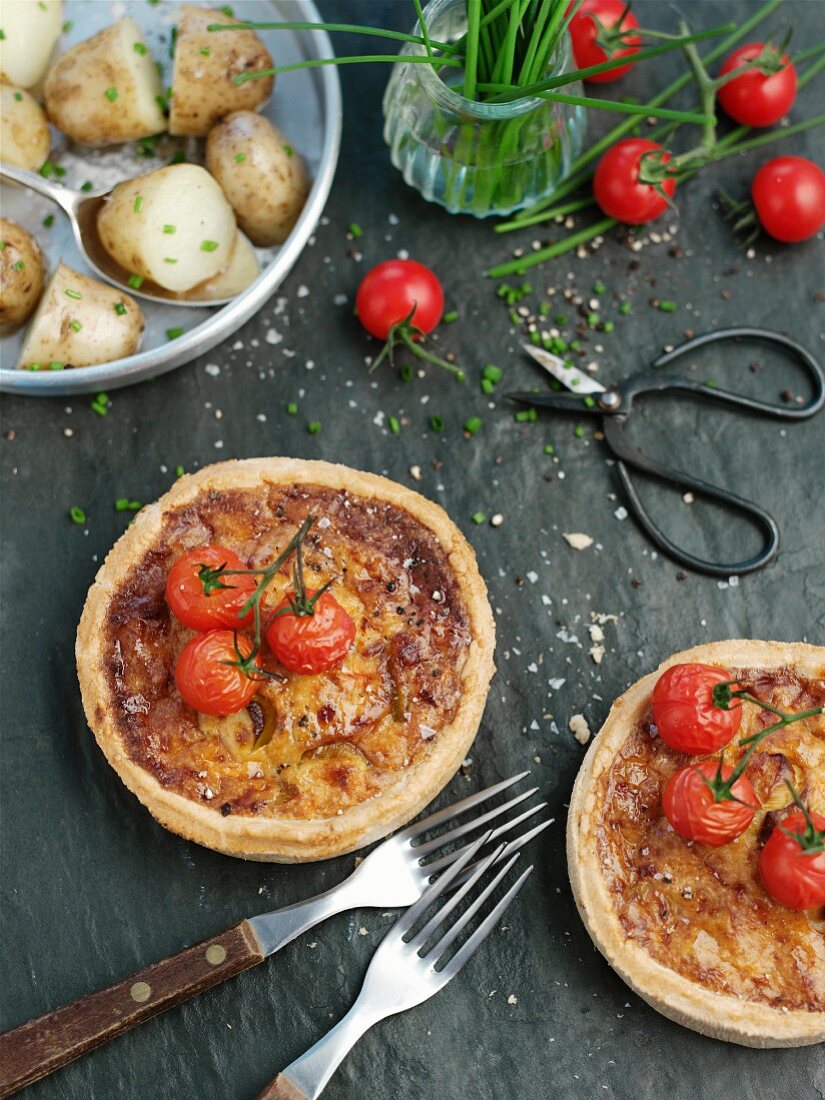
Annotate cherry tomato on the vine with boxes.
[751,156,825,243]
[592,139,676,224]
[759,810,825,910]
[266,590,356,675]
[717,43,797,128]
[166,546,256,632]
[175,630,260,716]
[652,662,742,754]
[356,260,444,341]
[568,0,641,83]
[662,760,757,847]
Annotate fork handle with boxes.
[0,921,264,1098]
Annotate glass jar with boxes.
[383,0,586,218]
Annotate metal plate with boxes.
[0,0,341,395]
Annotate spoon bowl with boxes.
[1,164,233,307]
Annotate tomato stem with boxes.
[778,782,825,854]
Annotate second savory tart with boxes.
[567,640,825,1048]
[77,458,495,862]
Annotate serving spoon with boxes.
[1,164,232,308]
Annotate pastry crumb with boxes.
[569,714,591,745]
[563,532,593,550]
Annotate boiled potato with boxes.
[169,6,273,137]
[0,0,62,89]
[206,112,309,246]
[0,218,45,329]
[97,164,236,292]
[16,262,143,369]
[185,231,259,300]
[44,19,166,147]
[1,83,50,172]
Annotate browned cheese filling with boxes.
[101,484,471,819]
[596,666,825,1011]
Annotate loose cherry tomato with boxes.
[592,139,676,224]
[751,156,825,243]
[717,43,797,128]
[663,760,757,847]
[166,546,257,632]
[175,630,260,716]
[266,590,356,675]
[568,0,641,83]
[356,260,444,341]
[759,809,825,910]
[652,663,742,754]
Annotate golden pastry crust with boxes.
[567,639,825,1048]
[77,458,495,862]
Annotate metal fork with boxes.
[257,834,532,1099]
[0,773,550,1096]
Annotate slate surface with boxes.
[1,2,823,1098]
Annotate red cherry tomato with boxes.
[717,43,797,128]
[751,156,825,243]
[662,760,757,847]
[568,0,641,83]
[652,663,742,754]
[266,590,356,675]
[356,260,444,341]
[166,546,257,632]
[175,630,260,716]
[592,139,676,224]
[759,810,825,910]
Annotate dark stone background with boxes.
[2,2,823,1098]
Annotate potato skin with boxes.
[0,218,45,329]
[1,84,51,172]
[96,164,236,293]
[169,6,274,137]
[16,262,143,369]
[44,18,166,147]
[0,0,62,89]
[206,112,309,246]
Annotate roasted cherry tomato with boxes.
[175,630,260,716]
[751,156,825,243]
[717,43,797,128]
[356,260,444,341]
[593,139,676,224]
[662,760,757,847]
[266,590,356,675]
[652,662,742,754]
[759,809,825,910]
[166,546,256,632]
[568,0,641,83]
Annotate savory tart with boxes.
[77,458,495,862]
[568,640,825,1048]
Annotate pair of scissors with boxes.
[508,326,825,577]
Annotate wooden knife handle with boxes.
[0,919,264,1098]
[257,1074,309,1100]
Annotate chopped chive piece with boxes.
[14,91,23,101]
[619,301,631,315]
[543,443,555,455]
[113,302,127,315]
[658,299,677,312]
[49,361,64,370]
[554,314,567,325]
[12,260,25,272]
[163,224,176,234]
[64,288,82,300]
[25,363,41,371]
[200,240,219,252]
[388,415,401,434]
[115,498,142,512]
[530,331,541,346]
[400,363,413,382]
[587,311,599,327]
[348,222,362,239]
[593,281,606,295]
[515,409,537,423]
[573,424,586,438]
[429,415,444,432]
[70,507,86,525]
[443,310,458,323]
[62,20,73,32]
[169,25,177,58]
[166,327,184,340]
[233,152,246,163]
[583,396,596,409]
[80,181,93,192]
[199,46,211,55]
[133,41,148,55]
[481,378,495,395]
[38,2,47,10]
[175,465,185,478]
[482,364,502,383]
[163,257,178,264]
[91,400,108,416]
[0,31,4,40]
[704,379,718,389]
[43,214,55,228]
[307,421,321,435]
[169,149,185,165]
[286,402,298,415]
[463,416,482,435]
[603,320,615,333]
[156,94,169,114]
[127,274,144,289]
[220,4,234,14]
[69,320,82,333]
[471,512,486,525]
[283,144,293,157]
[104,86,119,102]
[539,303,550,316]
[54,165,66,177]
[134,195,143,212]
[39,159,58,179]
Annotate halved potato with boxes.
[0,218,45,329]
[169,6,273,137]
[44,18,166,147]
[16,262,143,369]
[184,231,259,300]
[97,164,236,292]
[206,112,309,246]
[0,0,62,89]
[1,83,50,172]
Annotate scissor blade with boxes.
[521,343,606,395]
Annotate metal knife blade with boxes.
[521,342,606,395]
